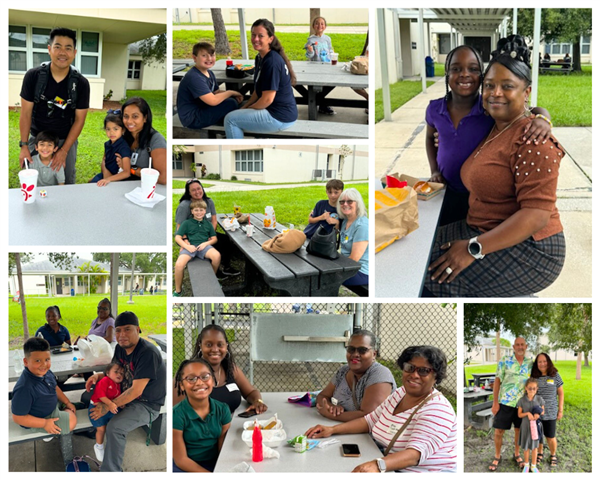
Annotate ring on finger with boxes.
[445,267,453,275]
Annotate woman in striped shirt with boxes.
[306,346,457,472]
[530,353,564,469]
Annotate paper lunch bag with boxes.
[375,187,419,253]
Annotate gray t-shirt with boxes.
[175,198,217,227]
[130,131,167,169]
[332,362,396,412]
[30,154,65,186]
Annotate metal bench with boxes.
[173,114,368,140]
[187,257,225,297]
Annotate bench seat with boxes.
[187,258,225,297]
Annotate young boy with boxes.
[304,179,344,239]
[11,337,77,437]
[176,42,243,130]
[173,199,222,296]
[29,131,65,186]
[89,362,125,462]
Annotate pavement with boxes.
[375,77,592,298]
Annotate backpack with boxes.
[32,62,82,123]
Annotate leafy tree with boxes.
[138,33,167,65]
[47,252,79,270]
[93,253,166,291]
[492,338,512,348]
[77,261,109,294]
[8,252,32,276]
[211,9,231,55]
[548,303,592,377]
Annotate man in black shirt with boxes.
[86,312,166,471]
[19,27,90,184]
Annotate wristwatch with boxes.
[19,141,28,148]
[376,458,387,472]
[468,236,485,259]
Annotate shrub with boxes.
[205,173,221,180]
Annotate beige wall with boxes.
[141,58,167,91]
[102,43,129,101]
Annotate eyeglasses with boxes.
[97,307,109,311]
[107,109,122,115]
[183,373,212,384]
[526,387,538,391]
[402,363,434,377]
[339,200,355,205]
[346,346,372,355]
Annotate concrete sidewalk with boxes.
[375,77,592,298]
[173,179,368,195]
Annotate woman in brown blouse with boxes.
[425,35,565,297]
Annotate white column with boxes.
[377,8,392,121]
[531,8,542,107]
[418,9,427,93]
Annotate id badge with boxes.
[226,383,240,392]
[131,152,139,166]
[546,379,555,385]
[331,397,338,406]
[387,423,400,435]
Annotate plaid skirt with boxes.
[424,220,566,297]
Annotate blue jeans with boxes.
[184,98,239,129]
[224,108,296,139]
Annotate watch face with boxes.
[469,241,481,256]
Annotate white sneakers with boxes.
[94,443,105,462]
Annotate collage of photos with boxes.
[5,5,593,476]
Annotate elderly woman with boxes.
[338,188,369,289]
[316,330,396,422]
[306,345,457,472]
[531,353,564,469]
[426,36,565,297]
[35,306,71,346]
[117,97,167,185]
[173,325,266,415]
[86,298,115,343]
[224,19,297,138]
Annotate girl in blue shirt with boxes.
[35,306,71,346]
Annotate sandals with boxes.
[550,455,558,468]
[537,452,543,464]
[513,454,525,469]
[488,456,501,472]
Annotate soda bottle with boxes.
[252,420,263,462]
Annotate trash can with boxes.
[71,288,75,296]
[425,56,435,77]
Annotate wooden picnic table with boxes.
[9,182,166,246]
[463,388,493,427]
[214,392,382,473]
[375,188,446,298]
[217,213,360,297]
[174,59,369,121]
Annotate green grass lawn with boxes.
[374,80,435,123]
[173,30,367,63]
[9,90,167,188]
[173,180,213,190]
[9,293,166,348]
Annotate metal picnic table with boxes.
[174,59,369,121]
[214,392,382,473]
[9,182,167,246]
[217,213,360,297]
[463,388,493,427]
[149,334,167,353]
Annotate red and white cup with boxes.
[141,168,159,200]
[19,169,39,204]
[246,224,254,237]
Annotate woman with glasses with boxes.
[173,358,231,472]
[306,346,457,473]
[337,188,369,292]
[315,330,396,422]
[84,298,115,343]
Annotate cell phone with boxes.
[342,444,361,457]
[238,410,258,418]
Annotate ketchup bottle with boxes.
[252,420,263,462]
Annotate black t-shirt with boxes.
[210,370,242,414]
[254,51,298,123]
[113,338,166,411]
[20,65,90,138]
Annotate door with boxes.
[464,37,492,62]
[56,278,63,295]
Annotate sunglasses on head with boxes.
[183,373,212,384]
[339,199,355,205]
[107,109,122,115]
[402,363,434,377]
[346,346,372,355]
[186,179,201,185]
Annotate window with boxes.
[80,31,100,76]
[173,153,183,170]
[235,150,263,172]
[438,34,451,55]
[581,35,591,55]
[547,41,572,56]
[128,60,142,79]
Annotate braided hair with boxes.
[484,34,532,87]
[444,45,484,100]
[174,358,216,397]
[252,19,297,86]
[192,325,237,384]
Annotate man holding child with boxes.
[19,27,90,184]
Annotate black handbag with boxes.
[306,226,339,260]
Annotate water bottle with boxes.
[252,421,263,462]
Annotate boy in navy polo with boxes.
[304,179,343,239]
[11,337,77,436]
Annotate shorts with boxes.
[492,403,520,430]
[23,404,72,435]
[179,245,213,260]
[88,402,116,428]
[541,418,557,438]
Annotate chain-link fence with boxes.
[173,303,457,404]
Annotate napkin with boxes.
[125,187,165,208]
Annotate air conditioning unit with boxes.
[326,170,335,179]
[312,169,323,180]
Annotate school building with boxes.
[173,8,368,25]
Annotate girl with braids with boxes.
[425,35,566,297]
[425,39,552,226]
[173,358,231,472]
[173,325,267,415]
[35,306,71,346]
[224,19,298,138]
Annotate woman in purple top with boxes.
[87,298,115,343]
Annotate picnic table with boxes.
[471,373,496,388]
[463,388,493,427]
[375,189,446,298]
[9,182,167,246]
[174,59,369,121]
[214,392,382,473]
[149,334,167,353]
[217,213,360,297]
[540,61,573,74]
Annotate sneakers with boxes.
[531,465,539,473]
[43,436,54,443]
[94,443,105,462]
[318,106,336,115]
[522,465,530,473]
[173,290,182,297]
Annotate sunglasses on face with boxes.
[183,373,212,384]
[97,306,109,311]
[339,200,355,205]
[402,363,434,377]
[346,346,372,355]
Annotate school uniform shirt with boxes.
[175,198,217,227]
[90,376,122,403]
[176,217,217,246]
[535,372,564,420]
[340,216,369,275]
[113,338,166,412]
[254,51,298,123]
[495,354,534,408]
[31,154,65,186]
[303,200,338,238]
[104,137,132,175]
[365,387,457,472]
[35,323,71,347]
[12,367,58,418]
[177,68,220,128]
[173,397,232,464]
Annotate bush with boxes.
[205,173,221,180]
[231,176,237,181]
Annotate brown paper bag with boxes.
[375,187,419,253]
[350,56,368,75]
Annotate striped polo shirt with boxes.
[535,373,564,420]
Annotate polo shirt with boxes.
[173,397,232,463]
[104,137,132,175]
[12,367,58,418]
[495,354,534,408]
[176,217,216,246]
[35,323,71,347]
[303,200,338,239]
[254,51,297,123]
[31,154,65,186]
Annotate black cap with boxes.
[114,311,142,333]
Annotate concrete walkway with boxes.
[375,77,592,298]
[173,179,368,195]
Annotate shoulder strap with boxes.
[32,64,50,119]
[66,67,81,111]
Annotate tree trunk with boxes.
[310,9,320,35]
[576,351,582,380]
[572,40,582,71]
[584,351,589,367]
[211,9,231,56]
[15,253,30,341]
